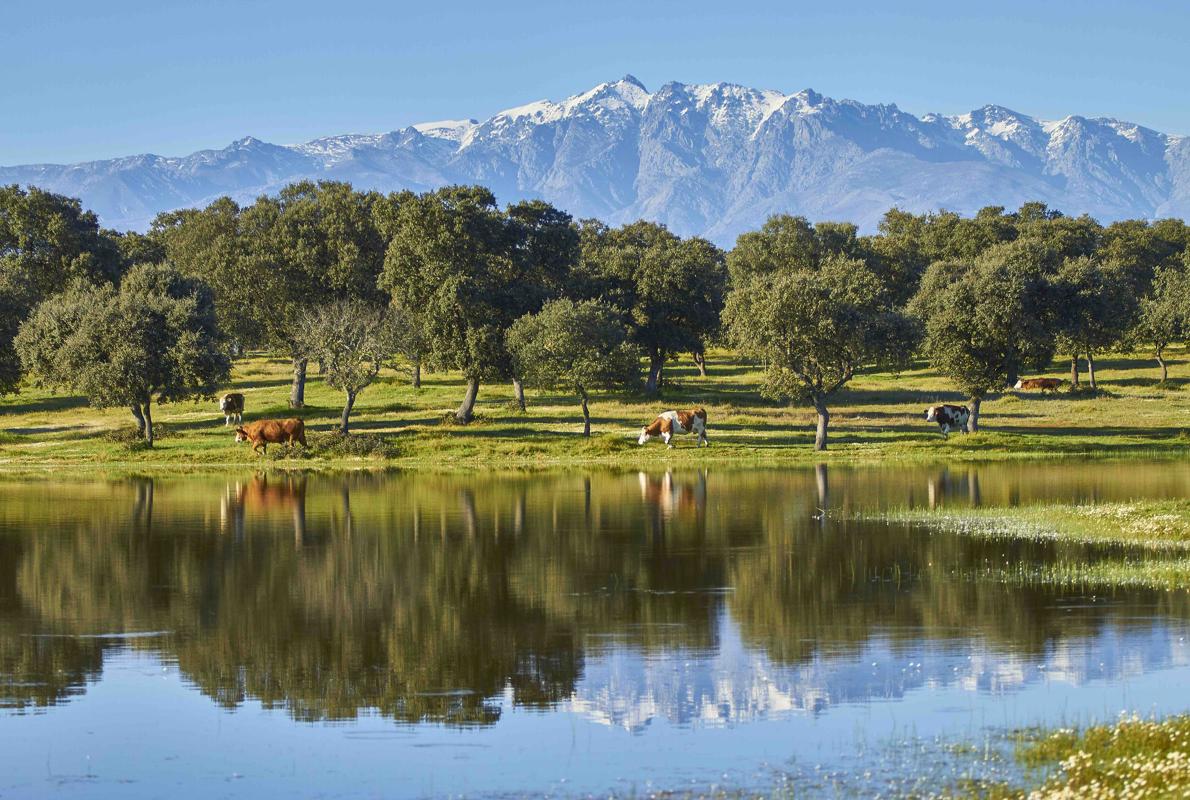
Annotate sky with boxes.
[3,0,1189,164]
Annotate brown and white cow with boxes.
[638,408,708,448]
[924,404,970,438]
[234,418,307,454]
[219,392,245,426]
[1013,377,1064,392]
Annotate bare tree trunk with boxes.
[1070,355,1080,387]
[1006,366,1019,389]
[1086,351,1097,389]
[967,397,981,433]
[411,359,421,389]
[456,377,480,424]
[340,390,356,434]
[142,401,154,447]
[512,378,526,412]
[579,388,591,438]
[645,352,665,394]
[130,405,146,435]
[813,398,829,452]
[1157,348,1168,383]
[290,357,308,408]
[693,350,707,377]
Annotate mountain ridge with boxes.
[5,75,1189,244]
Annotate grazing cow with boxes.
[234,418,307,454]
[219,392,245,426]
[924,404,970,438]
[638,408,709,448]
[1014,377,1064,392]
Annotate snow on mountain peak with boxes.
[411,119,478,142]
[4,76,1188,240]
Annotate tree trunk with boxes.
[290,358,308,408]
[141,401,154,447]
[130,405,146,435]
[411,359,421,389]
[512,378,526,412]
[1086,351,1097,389]
[340,390,356,434]
[579,388,591,438]
[813,398,829,452]
[456,378,480,424]
[1069,355,1080,387]
[645,352,665,394]
[1006,366,1019,389]
[693,350,707,378]
[1157,348,1168,383]
[967,397,981,433]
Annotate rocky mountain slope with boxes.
[5,75,1188,243]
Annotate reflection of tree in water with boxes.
[2,467,1189,723]
[729,466,1190,664]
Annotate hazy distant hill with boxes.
[5,75,1189,244]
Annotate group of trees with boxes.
[2,182,1189,448]
[725,206,1190,445]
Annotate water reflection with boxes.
[0,463,1188,731]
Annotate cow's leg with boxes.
[663,431,673,448]
[940,425,949,440]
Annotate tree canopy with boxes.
[578,220,726,392]
[297,299,396,433]
[910,240,1059,429]
[15,264,229,444]
[725,255,915,450]
[507,298,640,437]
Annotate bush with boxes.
[104,423,175,445]
[437,412,487,427]
[583,433,633,454]
[308,431,399,458]
[259,441,314,461]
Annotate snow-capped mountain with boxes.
[5,75,1189,243]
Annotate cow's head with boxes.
[925,407,937,422]
[234,427,249,443]
[637,427,652,446]
[1012,379,1024,389]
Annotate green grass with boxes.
[0,347,1187,473]
[956,715,1190,799]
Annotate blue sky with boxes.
[2,0,1187,164]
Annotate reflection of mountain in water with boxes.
[0,465,1189,724]
[567,610,1190,732]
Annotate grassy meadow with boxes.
[0,346,1187,473]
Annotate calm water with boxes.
[1,463,1189,798]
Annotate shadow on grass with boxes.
[233,378,295,391]
[4,424,93,436]
[0,394,90,415]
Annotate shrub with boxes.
[308,431,399,459]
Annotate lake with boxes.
[1,463,1189,798]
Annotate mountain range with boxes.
[5,75,1189,245]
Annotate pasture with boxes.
[0,346,1187,472]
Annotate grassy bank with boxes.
[0,347,1187,473]
[874,500,1190,591]
[957,715,1190,799]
